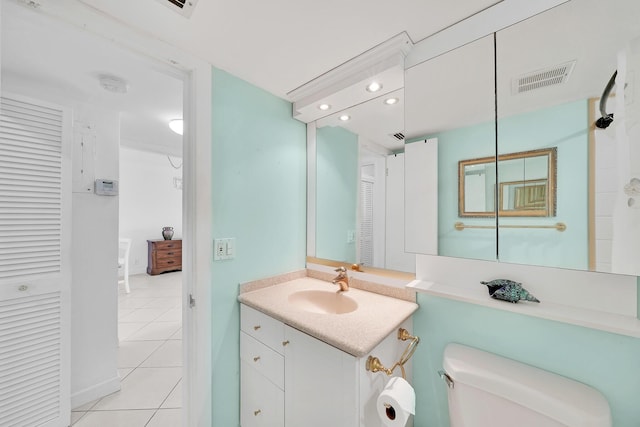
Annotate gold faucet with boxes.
[332,266,349,292]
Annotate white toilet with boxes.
[441,343,611,427]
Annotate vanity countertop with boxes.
[238,277,419,357]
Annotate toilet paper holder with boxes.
[366,328,420,379]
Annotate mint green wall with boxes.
[413,295,640,427]
[497,100,589,269]
[409,100,589,267]
[211,68,307,426]
[315,126,358,263]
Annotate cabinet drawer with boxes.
[241,361,284,427]
[241,332,284,389]
[155,258,181,268]
[153,240,181,250]
[240,304,285,355]
[156,249,182,260]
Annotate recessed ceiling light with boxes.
[169,119,183,135]
[339,114,351,121]
[318,103,331,111]
[366,82,383,93]
[384,97,399,105]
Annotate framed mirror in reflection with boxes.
[459,148,557,218]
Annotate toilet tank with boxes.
[442,343,611,427]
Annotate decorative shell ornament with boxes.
[481,279,540,303]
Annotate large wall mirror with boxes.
[313,79,416,274]
[405,0,640,276]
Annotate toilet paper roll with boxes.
[376,377,415,427]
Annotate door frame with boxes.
[11,1,213,425]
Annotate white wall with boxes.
[119,145,183,275]
[386,153,416,273]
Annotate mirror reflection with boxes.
[404,35,497,261]
[315,88,415,273]
[404,0,640,276]
[496,0,640,274]
[459,148,557,217]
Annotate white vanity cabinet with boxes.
[284,324,358,427]
[240,305,286,427]
[241,303,413,427]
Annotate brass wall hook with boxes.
[366,328,420,379]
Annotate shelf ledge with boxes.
[407,279,640,338]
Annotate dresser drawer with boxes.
[241,361,284,427]
[152,240,181,250]
[240,304,285,355]
[155,257,181,269]
[156,249,182,259]
[241,332,284,389]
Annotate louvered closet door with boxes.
[0,94,71,427]
[359,179,374,267]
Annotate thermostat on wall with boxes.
[94,179,119,196]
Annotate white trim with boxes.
[19,2,212,425]
[70,376,121,410]
[288,32,412,102]
[306,122,317,257]
[406,0,569,68]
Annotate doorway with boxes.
[1,1,210,425]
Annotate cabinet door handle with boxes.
[254,409,261,416]
[253,356,260,362]
[167,252,174,255]
[167,260,174,264]
[253,325,261,331]
[282,340,290,346]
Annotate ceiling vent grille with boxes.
[156,0,199,18]
[512,60,576,94]
[392,132,405,141]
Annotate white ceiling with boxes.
[2,1,184,156]
[77,0,501,100]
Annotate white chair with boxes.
[118,238,132,293]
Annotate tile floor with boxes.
[71,272,183,427]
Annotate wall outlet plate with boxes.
[214,238,235,260]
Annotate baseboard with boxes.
[71,375,121,409]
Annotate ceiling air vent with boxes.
[156,0,199,18]
[392,132,405,141]
[512,60,576,94]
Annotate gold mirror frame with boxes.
[458,147,557,218]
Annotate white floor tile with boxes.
[155,308,182,322]
[118,297,157,309]
[71,411,86,425]
[72,399,99,412]
[118,340,165,368]
[169,328,182,340]
[120,308,171,323]
[92,367,182,410]
[118,308,136,319]
[118,322,149,341]
[142,297,182,309]
[141,340,183,368]
[73,410,155,427]
[126,321,181,341]
[161,380,182,409]
[146,409,182,427]
[118,368,134,380]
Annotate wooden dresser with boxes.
[147,239,182,275]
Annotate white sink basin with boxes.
[288,289,358,314]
